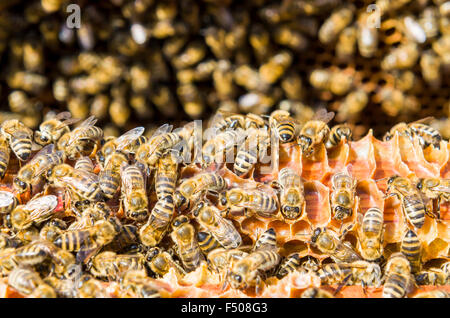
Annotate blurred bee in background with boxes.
[318,5,354,44]
[310,227,362,263]
[120,164,148,222]
[145,247,186,278]
[175,172,227,210]
[356,207,384,261]
[381,42,419,71]
[0,119,33,161]
[417,177,450,218]
[330,168,357,221]
[57,116,103,160]
[259,51,293,84]
[120,270,162,298]
[34,112,80,147]
[272,167,304,221]
[382,253,415,298]
[336,26,356,60]
[220,186,279,218]
[76,274,109,298]
[139,194,175,247]
[297,109,334,157]
[170,215,203,272]
[335,89,368,123]
[14,144,65,193]
[385,175,427,229]
[309,69,353,96]
[10,195,58,231]
[193,201,242,249]
[326,124,353,149]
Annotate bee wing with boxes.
[54,118,81,130]
[26,195,58,221]
[54,112,73,121]
[33,151,65,177]
[115,127,145,151]
[76,245,100,264]
[0,191,15,209]
[313,108,335,124]
[79,115,98,128]
[150,124,173,139]
[60,171,99,192]
[410,116,434,125]
[428,184,450,193]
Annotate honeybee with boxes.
[197,231,221,255]
[40,218,67,243]
[74,157,94,173]
[34,112,80,147]
[14,144,65,193]
[259,51,293,84]
[385,175,427,229]
[175,173,226,209]
[104,222,139,254]
[273,167,305,220]
[139,194,175,247]
[8,90,34,114]
[8,267,55,298]
[5,240,56,267]
[419,7,440,39]
[0,190,17,215]
[269,110,300,144]
[301,287,335,298]
[326,124,353,149]
[220,186,279,218]
[420,51,441,87]
[90,251,146,280]
[382,253,414,298]
[413,290,450,298]
[356,208,384,261]
[0,119,33,161]
[99,150,128,200]
[330,169,357,221]
[0,135,10,178]
[56,116,103,160]
[336,89,368,122]
[43,276,77,298]
[54,219,117,262]
[403,15,427,44]
[299,256,320,274]
[254,228,277,251]
[202,128,246,167]
[209,111,245,132]
[120,165,148,222]
[381,43,419,71]
[357,14,378,58]
[336,26,356,60]
[145,247,186,277]
[49,163,102,203]
[318,5,354,44]
[121,270,162,298]
[155,154,178,200]
[193,201,242,249]
[318,261,381,287]
[310,227,362,263]
[415,267,448,286]
[170,215,203,272]
[96,127,145,168]
[273,25,309,52]
[417,177,450,216]
[310,69,353,96]
[76,274,109,298]
[298,109,334,157]
[68,202,111,231]
[10,195,58,230]
[171,41,206,70]
[228,249,281,292]
[276,253,301,279]
[234,127,270,177]
[207,248,248,275]
[401,229,422,273]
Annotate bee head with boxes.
[311,228,323,243]
[13,177,28,193]
[145,247,161,262]
[298,135,312,152]
[281,205,300,219]
[192,202,205,217]
[416,178,424,190]
[34,131,50,146]
[219,193,227,206]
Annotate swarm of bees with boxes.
[0,108,447,299]
[0,0,448,142]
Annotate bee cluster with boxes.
[0,108,447,298]
[0,0,448,140]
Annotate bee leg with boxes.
[334,274,352,296]
[361,281,368,296]
[255,275,264,295]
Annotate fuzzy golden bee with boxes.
[297,109,334,157]
[120,164,148,222]
[310,227,361,263]
[34,112,79,147]
[330,169,357,221]
[356,207,384,261]
[0,119,33,161]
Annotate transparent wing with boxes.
[313,108,335,124]
[26,195,58,221]
[54,111,73,121]
[60,171,99,192]
[54,118,81,130]
[429,184,450,193]
[66,116,98,146]
[0,191,15,208]
[150,124,173,139]
[79,115,98,128]
[410,116,434,125]
[33,150,65,177]
[115,127,145,151]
